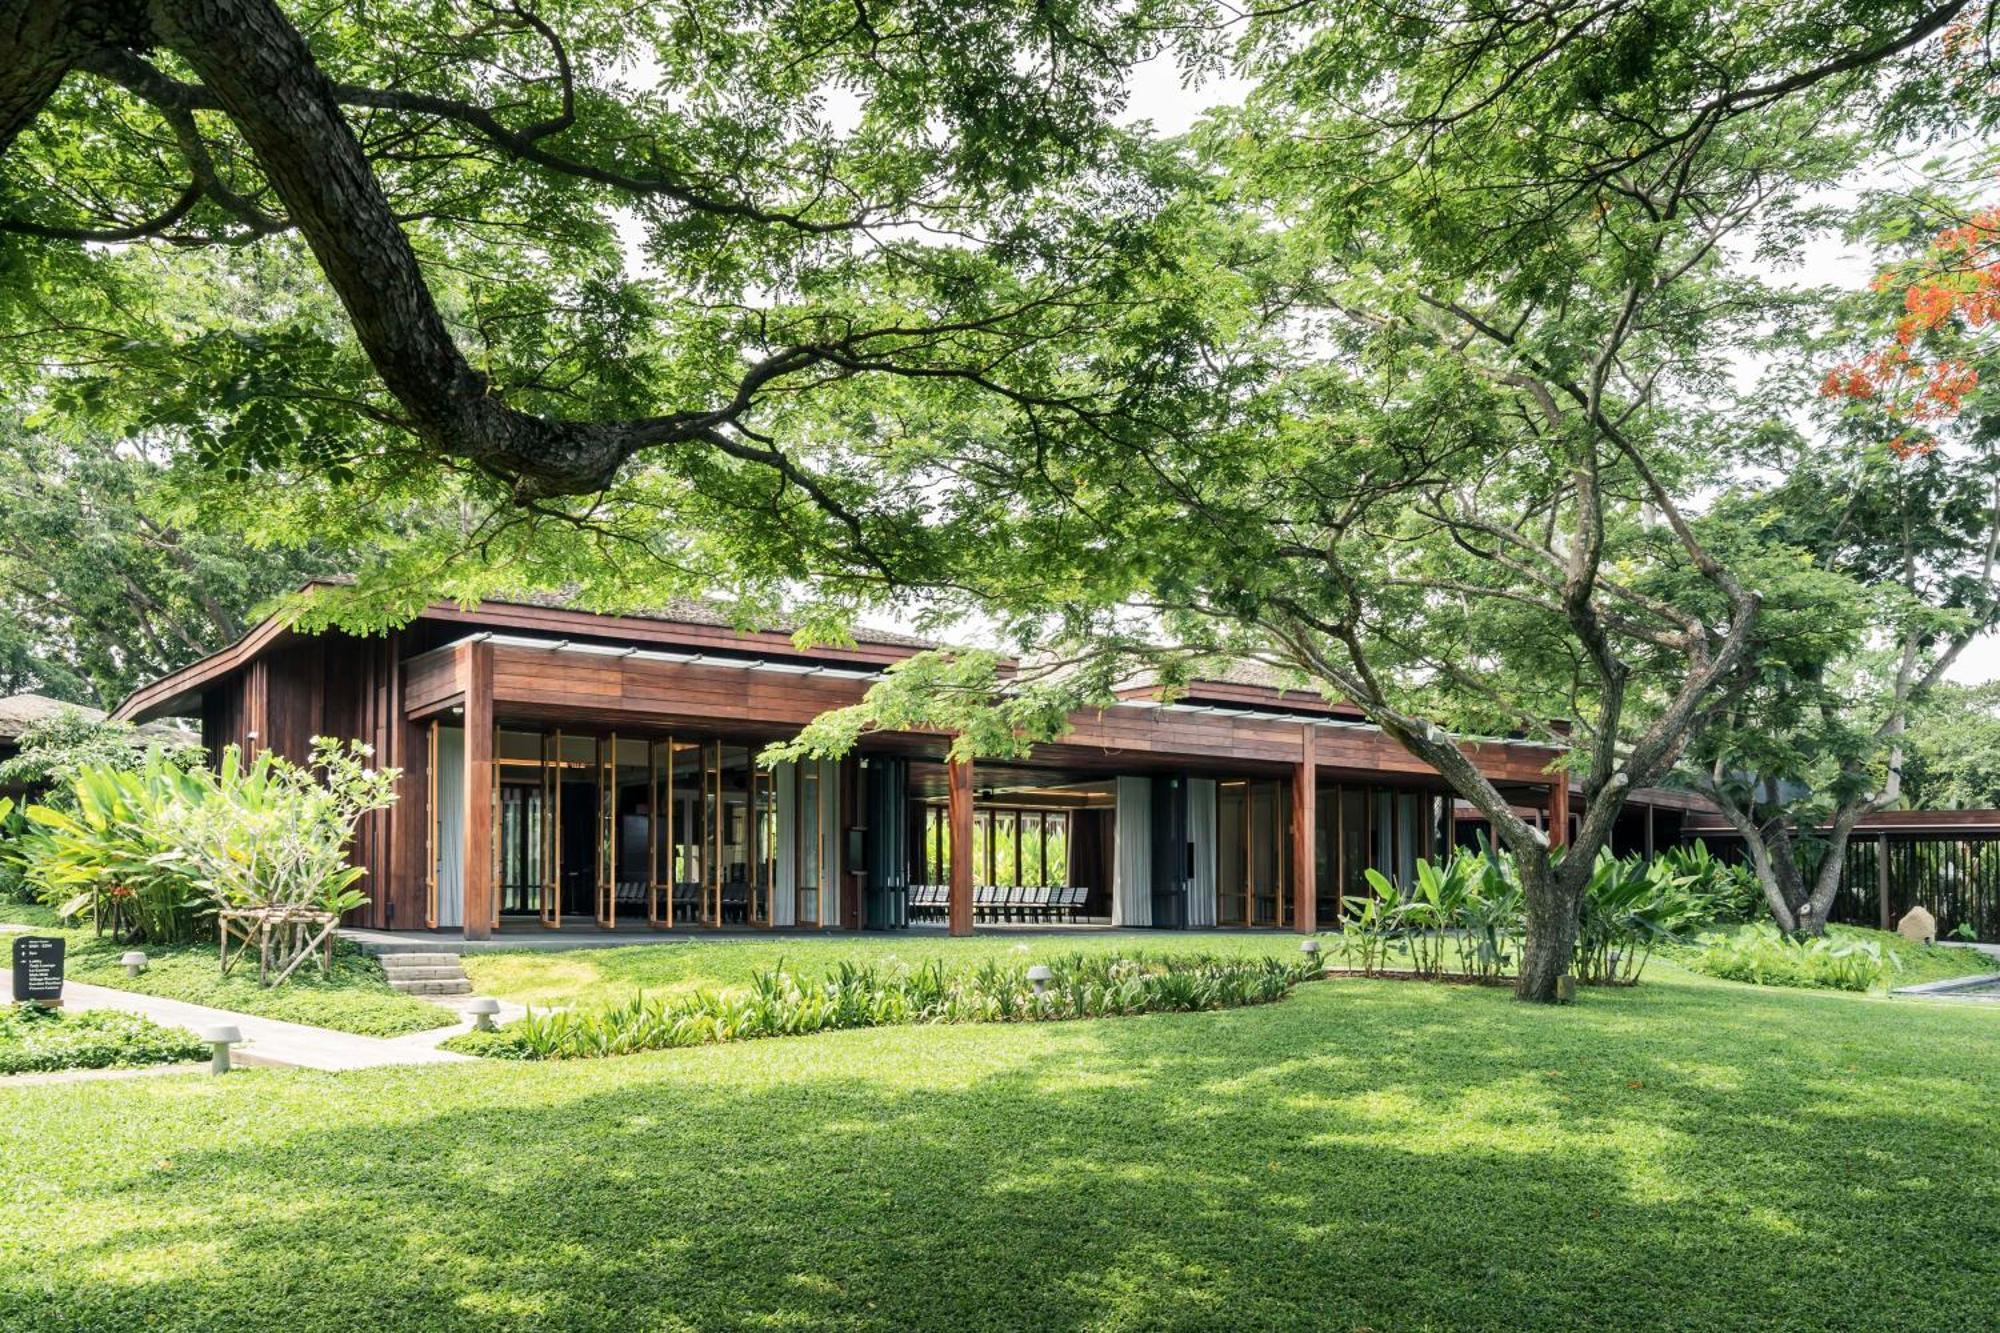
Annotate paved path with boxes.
[1942,940,2000,963]
[60,982,475,1072]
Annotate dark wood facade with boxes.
[117,585,1588,937]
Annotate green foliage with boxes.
[1338,842,1744,986]
[0,797,23,905]
[18,739,398,956]
[1344,848,1523,982]
[0,708,205,802]
[0,714,204,906]
[1336,840,1760,984]
[447,951,1319,1060]
[1681,925,1901,993]
[19,754,215,944]
[1902,681,2000,809]
[0,422,332,705]
[169,739,398,918]
[1650,840,1765,925]
[0,1003,207,1075]
[464,930,1311,1009]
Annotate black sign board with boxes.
[11,935,64,1005]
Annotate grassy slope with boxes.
[3,969,1997,1331]
[0,904,451,1036]
[1664,922,1998,991]
[463,930,1313,1007]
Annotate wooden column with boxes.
[1292,726,1317,934]
[1548,776,1570,850]
[947,754,975,937]
[461,640,495,941]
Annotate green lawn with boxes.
[3,964,1997,1330]
[0,904,452,1036]
[463,929,1314,1008]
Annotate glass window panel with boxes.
[1251,781,1279,926]
[993,811,1017,886]
[615,739,651,888]
[1044,813,1069,887]
[1341,789,1369,899]
[1397,793,1420,885]
[1374,791,1394,882]
[1218,782,1247,926]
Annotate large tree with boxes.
[0,0,1197,585]
[782,2,1997,1001]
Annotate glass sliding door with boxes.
[704,743,774,928]
[1214,778,1290,927]
[751,760,776,927]
[483,727,818,933]
[667,739,704,925]
[593,737,650,928]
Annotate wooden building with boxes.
[114,584,1583,939]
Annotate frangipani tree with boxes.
[174,739,398,984]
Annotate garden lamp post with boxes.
[202,1024,242,1075]
[1027,964,1052,997]
[467,997,502,1032]
[121,951,147,978]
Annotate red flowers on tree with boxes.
[1823,202,1998,458]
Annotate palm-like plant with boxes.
[21,756,211,944]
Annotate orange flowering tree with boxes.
[1691,177,2000,935]
[1822,183,1998,454]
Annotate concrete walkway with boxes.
[60,982,475,1072]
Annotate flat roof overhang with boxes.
[415,633,1567,787]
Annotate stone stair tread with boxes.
[379,965,463,980]
[390,979,473,995]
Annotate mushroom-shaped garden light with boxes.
[466,997,502,1032]
[202,1024,242,1075]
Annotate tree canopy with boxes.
[4,1,1997,994]
[0,420,334,703]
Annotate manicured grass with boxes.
[0,904,452,1037]
[2,967,1997,1330]
[1664,921,1997,992]
[463,929,1312,1007]
[0,1003,206,1075]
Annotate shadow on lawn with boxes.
[9,978,2000,1331]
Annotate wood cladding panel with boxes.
[403,649,463,716]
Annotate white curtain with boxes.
[772,761,797,927]
[434,726,465,929]
[1186,778,1218,928]
[819,759,841,926]
[1113,776,1152,927]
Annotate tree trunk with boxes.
[1515,856,1580,1002]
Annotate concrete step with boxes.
[376,952,461,967]
[378,964,464,981]
[389,978,473,996]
